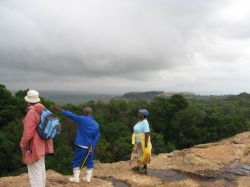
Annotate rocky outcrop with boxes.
[1,132,250,187]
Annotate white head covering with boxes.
[24,90,40,103]
[138,109,149,117]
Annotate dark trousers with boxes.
[71,146,94,169]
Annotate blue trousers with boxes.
[71,146,95,169]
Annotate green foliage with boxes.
[95,137,111,162]
[1,84,250,176]
[0,120,23,176]
[0,85,22,128]
[14,89,29,116]
[150,132,168,153]
[98,122,131,162]
[112,137,131,161]
[46,146,73,174]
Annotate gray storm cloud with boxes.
[1,0,250,94]
[0,0,198,78]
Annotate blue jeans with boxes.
[71,146,94,169]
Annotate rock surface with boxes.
[1,132,250,187]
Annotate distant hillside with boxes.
[121,91,164,100]
[39,91,116,105]
[120,91,229,101]
[39,91,231,104]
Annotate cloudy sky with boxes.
[0,0,250,95]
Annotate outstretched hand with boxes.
[50,105,62,111]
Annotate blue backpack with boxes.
[37,109,61,140]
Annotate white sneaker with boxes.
[83,169,93,183]
[69,170,80,183]
[69,176,80,183]
[83,176,91,183]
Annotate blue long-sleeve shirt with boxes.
[60,110,100,147]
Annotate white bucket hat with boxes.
[24,90,40,103]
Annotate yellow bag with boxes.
[140,147,150,165]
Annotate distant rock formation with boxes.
[121,91,198,101]
[1,132,250,186]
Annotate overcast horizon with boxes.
[1,0,250,95]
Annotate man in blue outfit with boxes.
[51,105,100,183]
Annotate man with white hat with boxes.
[20,90,54,187]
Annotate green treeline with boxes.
[1,84,250,176]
